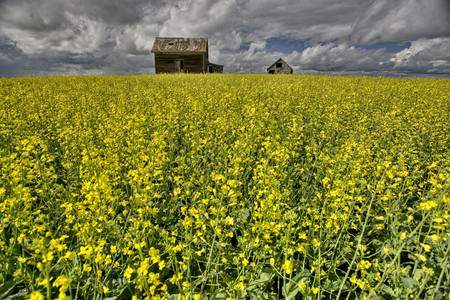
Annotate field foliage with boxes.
[0,74,449,299]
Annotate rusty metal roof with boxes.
[151,37,208,53]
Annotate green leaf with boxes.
[247,290,277,300]
[413,267,422,281]
[0,281,17,299]
[211,289,230,299]
[283,281,300,300]
[220,272,233,284]
[402,276,418,290]
[247,272,273,290]
[379,283,395,297]
[283,270,310,300]
[291,269,310,282]
[241,208,250,220]
[3,288,28,300]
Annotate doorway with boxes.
[175,60,184,72]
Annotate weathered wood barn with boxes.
[151,37,223,73]
[267,58,293,74]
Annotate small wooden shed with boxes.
[151,37,223,74]
[207,62,224,73]
[267,58,293,74]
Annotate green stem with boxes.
[46,262,51,300]
[433,241,449,299]
[199,196,223,292]
[336,189,376,299]
[369,210,432,296]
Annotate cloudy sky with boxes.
[0,0,449,77]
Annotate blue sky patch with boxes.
[266,38,308,54]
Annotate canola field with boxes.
[0,74,449,300]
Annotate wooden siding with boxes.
[207,63,224,73]
[154,53,207,73]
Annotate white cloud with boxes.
[390,38,450,74]
[237,0,365,41]
[294,42,393,74]
[247,41,266,54]
[114,22,160,54]
[0,12,113,55]
[352,0,450,44]
[160,0,238,37]
[213,31,243,51]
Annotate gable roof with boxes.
[267,58,293,71]
[151,37,208,53]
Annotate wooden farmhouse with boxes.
[151,37,223,74]
[267,58,293,74]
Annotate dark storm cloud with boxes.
[159,0,369,45]
[0,0,449,77]
[70,0,151,25]
[0,0,151,30]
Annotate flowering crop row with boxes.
[0,74,449,299]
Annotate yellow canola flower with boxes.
[298,280,306,292]
[36,278,49,287]
[242,258,249,266]
[36,262,44,272]
[182,281,190,290]
[63,251,75,261]
[53,275,72,291]
[282,260,293,275]
[224,216,234,226]
[312,238,321,247]
[421,243,432,252]
[56,292,70,300]
[432,217,444,223]
[428,234,440,242]
[83,264,92,273]
[103,286,109,294]
[419,200,438,211]
[124,266,134,280]
[415,254,427,262]
[359,260,372,270]
[29,291,45,300]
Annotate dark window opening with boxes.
[269,70,275,74]
[208,65,213,73]
[168,42,174,45]
[276,62,283,68]
[175,59,184,72]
